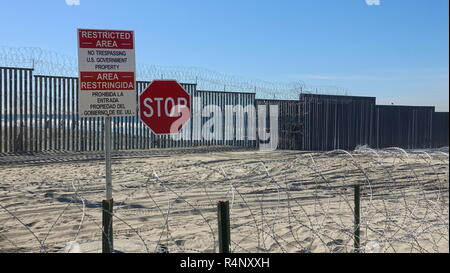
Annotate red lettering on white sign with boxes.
[78,29,134,49]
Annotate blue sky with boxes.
[1,0,448,110]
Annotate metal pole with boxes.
[105,116,112,200]
[102,116,113,253]
[217,200,230,253]
[354,184,361,253]
[102,199,113,253]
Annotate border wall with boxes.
[0,66,448,153]
[300,93,376,151]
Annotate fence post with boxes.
[354,184,361,253]
[217,200,230,253]
[102,199,114,253]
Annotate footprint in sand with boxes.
[175,239,185,246]
[326,239,345,247]
[295,247,311,253]
[139,216,150,222]
[25,221,38,227]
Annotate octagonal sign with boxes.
[139,80,191,135]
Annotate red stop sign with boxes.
[139,80,191,134]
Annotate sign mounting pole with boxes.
[105,116,112,200]
[77,28,136,253]
[103,115,113,253]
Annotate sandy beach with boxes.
[0,147,448,253]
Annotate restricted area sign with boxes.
[139,80,191,134]
[77,28,136,117]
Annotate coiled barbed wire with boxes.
[0,46,351,100]
[0,147,447,253]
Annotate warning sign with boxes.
[77,29,136,117]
